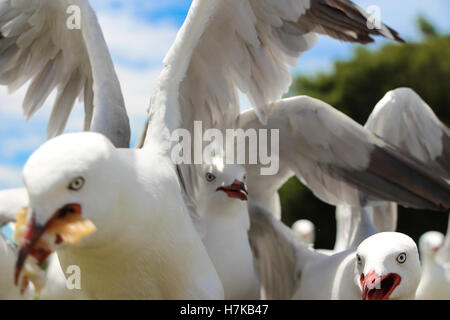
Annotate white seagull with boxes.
[0,0,448,300]
[14,132,224,299]
[1,1,447,226]
[292,219,315,246]
[250,207,421,300]
[188,157,260,300]
[416,225,450,299]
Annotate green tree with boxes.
[281,19,450,248]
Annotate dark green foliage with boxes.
[417,16,439,39]
[281,21,450,248]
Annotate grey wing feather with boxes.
[366,88,450,179]
[364,88,450,233]
[248,204,320,299]
[238,96,450,212]
[300,0,404,43]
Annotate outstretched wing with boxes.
[142,0,403,146]
[237,96,450,211]
[366,88,450,180]
[363,88,450,235]
[0,0,129,147]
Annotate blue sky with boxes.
[0,0,449,190]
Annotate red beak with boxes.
[15,217,51,286]
[15,204,81,286]
[216,180,248,201]
[360,270,402,300]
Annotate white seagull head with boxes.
[196,157,248,212]
[418,231,444,261]
[292,219,315,245]
[355,232,421,300]
[15,132,121,285]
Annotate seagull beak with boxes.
[216,179,248,201]
[14,204,96,293]
[360,270,402,300]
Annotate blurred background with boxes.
[0,1,449,246]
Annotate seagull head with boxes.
[355,232,421,300]
[418,231,444,261]
[197,157,248,211]
[14,132,120,291]
[292,219,315,245]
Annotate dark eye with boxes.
[205,173,216,182]
[396,252,407,264]
[69,177,85,191]
[243,174,247,181]
[356,254,363,265]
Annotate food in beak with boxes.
[360,270,402,300]
[14,204,96,294]
[216,180,248,201]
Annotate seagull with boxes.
[14,132,224,299]
[2,1,446,229]
[250,207,421,299]
[187,157,260,300]
[416,228,450,299]
[0,0,448,300]
[0,0,402,150]
[292,219,315,246]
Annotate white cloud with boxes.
[0,135,44,159]
[0,164,22,189]
[98,11,178,66]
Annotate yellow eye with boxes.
[69,177,85,191]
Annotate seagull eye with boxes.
[205,173,216,182]
[69,177,85,191]
[356,254,363,265]
[243,174,247,181]
[396,252,407,264]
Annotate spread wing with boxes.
[0,0,129,147]
[141,0,403,146]
[365,88,450,179]
[237,96,450,212]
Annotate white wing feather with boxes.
[0,0,129,147]
[237,96,450,211]
[143,0,402,146]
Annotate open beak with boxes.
[360,270,402,300]
[14,204,96,294]
[216,180,248,201]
